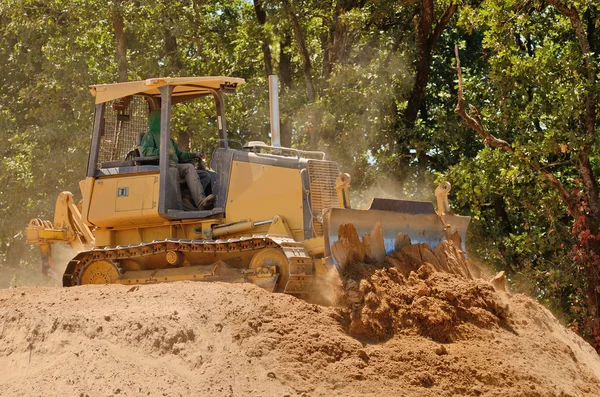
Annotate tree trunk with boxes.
[323,1,349,80]
[253,0,273,76]
[283,0,317,148]
[279,32,293,147]
[164,29,184,72]
[323,0,364,80]
[494,196,513,235]
[405,50,432,127]
[279,32,293,88]
[546,0,600,327]
[284,0,315,102]
[191,0,204,58]
[112,2,128,83]
[163,28,189,150]
[404,0,457,128]
[586,239,600,327]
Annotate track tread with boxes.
[63,235,314,295]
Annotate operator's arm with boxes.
[174,141,198,161]
[140,132,160,156]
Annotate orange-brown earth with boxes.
[1,239,600,396]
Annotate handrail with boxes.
[217,139,244,150]
[244,142,326,160]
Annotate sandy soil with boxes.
[1,241,600,396]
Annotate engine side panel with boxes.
[225,159,304,241]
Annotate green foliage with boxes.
[2,0,600,348]
[443,0,600,342]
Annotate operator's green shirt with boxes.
[140,110,196,164]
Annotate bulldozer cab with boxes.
[87,77,244,221]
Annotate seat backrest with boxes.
[136,132,145,146]
[134,132,146,158]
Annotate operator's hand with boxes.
[169,148,175,156]
[196,151,206,160]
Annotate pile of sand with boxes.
[1,236,600,396]
[340,241,507,342]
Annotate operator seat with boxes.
[133,132,160,165]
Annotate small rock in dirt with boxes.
[357,350,370,363]
[416,283,430,296]
[415,373,434,388]
[435,345,448,356]
[417,263,436,279]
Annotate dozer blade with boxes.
[323,198,470,272]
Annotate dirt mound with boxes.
[2,233,600,396]
[341,241,508,342]
[1,276,600,396]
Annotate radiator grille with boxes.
[98,96,149,165]
[308,160,341,237]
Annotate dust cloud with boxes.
[0,244,72,289]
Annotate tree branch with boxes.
[429,1,457,47]
[454,44,575,211]
[418,0,434,51]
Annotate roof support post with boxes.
[87,103,105,177]
[213,90,228,147]
[158,84,175,217]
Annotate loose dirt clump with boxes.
[344,262,509,342]
[334,222,509,343]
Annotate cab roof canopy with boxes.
[89,76,246,105]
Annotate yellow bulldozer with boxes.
[25,76,470,297]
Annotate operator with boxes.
[141,109,215,210]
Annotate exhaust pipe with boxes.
[269,75,281,147]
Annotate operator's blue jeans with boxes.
[176,163,206,206]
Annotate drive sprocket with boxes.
[79,259,121,285]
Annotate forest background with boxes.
[1,0,599,349]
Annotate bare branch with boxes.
[542,160,574,169]
[429,1,458,47]
[454,44,575,211]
